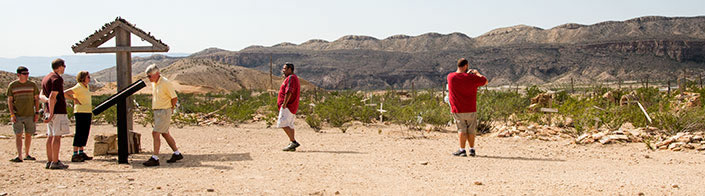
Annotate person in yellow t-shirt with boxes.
[64,71,93,162]
[142,64,182,167]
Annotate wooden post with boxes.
[411,82,415,99]
[700,73,703,89]
[618,79,622,90]
[570,78,574,93]
[269,54,273,91]
[645,76,649,89]
[667,80,671,94]
[115,27,131,164]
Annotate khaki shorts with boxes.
[153,109,172,133]
[276,108,295,129]
[452,112,477,135]
[13,116,37,135]
[47,114,70,136]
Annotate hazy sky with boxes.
[1,0,703,58]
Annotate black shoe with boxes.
[49,161,69,169]
[80,153,93,161]
[71,154,85,162]
[23,155,36,160]
[166,153,183,163]
[9,157,22,162]
[143,157,160,167]
[469,149,476,157]
[452,149,467,157]
[282,142,300,152]
[57,161,69,169]
[45,162,50,169]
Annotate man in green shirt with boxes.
[6,66,40,162]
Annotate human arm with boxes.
[43,91,59,123]
[469,69,489,86]
[64,89,81,105]
[281,91,292,110]
[280,76,293,110]
[34,94,39,122]
[8,96,15,123]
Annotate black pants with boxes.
[73,113,92,147]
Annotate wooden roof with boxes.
[72,17,169,53]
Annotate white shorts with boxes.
[47,114,71,136]
[276,108,296,129]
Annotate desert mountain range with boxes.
[88,16,705,90]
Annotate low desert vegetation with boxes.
[1,83,703,139]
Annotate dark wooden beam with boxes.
[87,29,117,48]
[117,23,169,50]
[82,46,168,53]
[72,22,122,53]
[115,27,132,164]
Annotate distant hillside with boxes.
[99,15,705,90]
[128,58,316,92]
[92,54,183,82]
[0,71,104,93]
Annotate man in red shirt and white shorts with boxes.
[277,63,301,151]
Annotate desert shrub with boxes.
[635,87,661,107]
[653,108,705,135]
[525,85,544,100]
[305,114,322,130]
[314,91,360,131]
[478,90,527,124]
[220,91,274,123]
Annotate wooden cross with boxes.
[378,103,387,123]
[71,17,169,164]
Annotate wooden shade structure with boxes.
[72,17,169,163]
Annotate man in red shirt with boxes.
[447,58,488,157]
[277,63,301,151]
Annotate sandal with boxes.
[9,157,22,162]
[24,155,36,160]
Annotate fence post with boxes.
[570,77,574,93]
[411,82,415,99]
[667,80,671,94]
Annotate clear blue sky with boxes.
[1,0,703,58]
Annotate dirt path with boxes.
[1,120,703,195]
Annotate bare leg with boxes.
[152,132,161,155]
[46,136,52,161]
[24,133,32,157]
[468,134,476,148]
[161,133,179,152]
[15,134,22,158]
[283,127,295,142]
[50,136,61,162]
[458,132,468,149]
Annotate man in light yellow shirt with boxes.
[142,64,182,167]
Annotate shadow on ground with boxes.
[88,153,253,170]
[296,150,365,154]
[475,155,566,162]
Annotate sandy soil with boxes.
[1,120,704,195]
